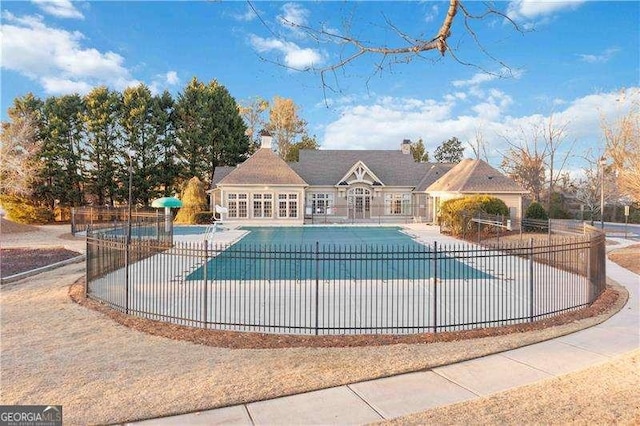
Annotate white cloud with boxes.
[320,88,639,172]
[249,35,322,69]
[452,73,497,88]
[578,47,620,64]
[453,68,523,88]
[41,76,92,94]
[231,4,257,22]
[507,0,585,21]
[149,71,180,95]
[278,3,309,28]
[165,71,179,85]
[424,4,439,23]
[32,0,84,19]
[1,12,137,95]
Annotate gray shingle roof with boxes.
[218,148,307,186]
[415,163,456,191]
[290,150,431,187]
[426,159,528,193]
[212,166,235,185]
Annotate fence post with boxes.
[125,238,130,315]
[85,236,90,296]
[314,241,320,335]
[71,207,76,235]
[203,239,209,328]
[433,241,438,333]
[529,238,534,322]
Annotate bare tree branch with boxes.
[245,0,525,103]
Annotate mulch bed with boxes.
[1,248,82,278]
[69,278,622,349]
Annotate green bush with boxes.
[194,212,215,224]
[0,194,53,224]
[525,202,548,220]
[439,195,509,236]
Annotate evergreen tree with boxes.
[151,91,180,197]
[434,137,465,163]
[38,95,85,209]
[208,81,250,181]
[175,77,212,183]
[121,84,158,205]
[175,77,249,186]
[83,86,122,206]
[410,138,429,162]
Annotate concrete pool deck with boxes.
[127,237,639,425]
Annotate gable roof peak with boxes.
[218,147,307,186]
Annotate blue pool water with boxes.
[187,227,491,281]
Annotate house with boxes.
[209,133,528,225]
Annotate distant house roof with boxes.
[426,159,528,193]
[217,148,307,186]
[290,150,430,187]
[415,163,456,192]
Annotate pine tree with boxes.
[175,77,249,186]
[151,90,180,197]
[410,138,429,162]
[121,84,159,205]
[83,86,122,206]
[38,94,85,209]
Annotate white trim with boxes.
[336,161,385,187]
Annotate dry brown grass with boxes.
[0,217,37,234]
[381,350,640,425]
[609,244,640,275]
[0,264,628,425]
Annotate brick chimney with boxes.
[259,129,273,149]
[401,139,411,155]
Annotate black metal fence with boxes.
[71,206,165,236]
[86,222,606,335]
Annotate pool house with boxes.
[209,133,528,225]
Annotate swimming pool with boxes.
[187,226,491,281]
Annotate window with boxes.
[311,193,334,214]
[278,193,298,218]
[252,193,273,218]
[385,193,411,215]
[228,193,248,218]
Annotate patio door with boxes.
[348,187,371,219]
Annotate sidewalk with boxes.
[129,239,639,425]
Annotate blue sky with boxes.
[1,0,639,173]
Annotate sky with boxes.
[1,0,639,175]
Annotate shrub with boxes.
[525,202,548,220]
[174,177,208,224]
[0,194,53,224]
[439,195,509,236]
[194,212,215,224]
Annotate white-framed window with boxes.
[278,193,298,218]
[228,193,248,218]
[385,193,411,215]
[252,193,273,218]
[310,193,334,214]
